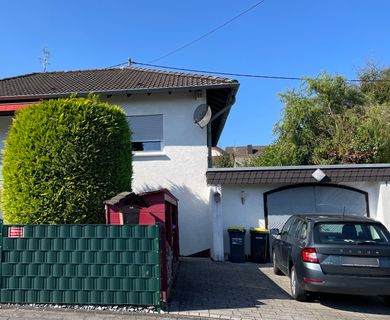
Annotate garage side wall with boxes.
[220,184,277,256]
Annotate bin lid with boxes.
[250,227,269,233]
[228,226,246,232]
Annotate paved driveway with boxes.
[169,258,390,320]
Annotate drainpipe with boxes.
[211,185,224,261]
[207,123,212,168]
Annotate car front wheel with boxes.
[290,265,307,301]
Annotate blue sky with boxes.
[1,0,389,148]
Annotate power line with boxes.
[107,60,390,83]
[133,61,302,80]
[149,0,267,63]
[129,61,390,83]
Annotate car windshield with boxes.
[313,222,390,245]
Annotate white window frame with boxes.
[126,114,165,155]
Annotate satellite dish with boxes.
[194,104,212,128]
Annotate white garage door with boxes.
[265,184,368,230]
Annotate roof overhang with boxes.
[207,85,239,146]
[207,164,390,185]
[0,83,239,102]
[103,192,148,207]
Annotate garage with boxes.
[207,164,390,261]
[265,183,369,230]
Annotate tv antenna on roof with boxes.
[39,48,50,72]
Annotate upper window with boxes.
[126,115,163,152]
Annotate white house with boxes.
[207,165,390,261]
[0,67,239,256]
[2,68,390,261]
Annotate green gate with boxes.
[0,222,160,307]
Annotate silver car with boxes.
[272,215,390,304]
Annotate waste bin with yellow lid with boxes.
[227,227,246,263]
[250,227,269,263]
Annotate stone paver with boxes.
[169,257,390,319]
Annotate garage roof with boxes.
[207,164,390,185]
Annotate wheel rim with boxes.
[291,268,296,296]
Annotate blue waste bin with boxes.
[228,227,246,263]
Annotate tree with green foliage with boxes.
[250,65,390,166]
[1,95,132,224]
[359,63,390,104]
[213,152,235,168]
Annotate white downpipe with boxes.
[211,185,224,261]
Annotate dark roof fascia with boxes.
[207,164,390,185]
[207,163,390,172]
[0,83,239,102]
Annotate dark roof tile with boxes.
[0,67,238,99]
[207,166,390,185]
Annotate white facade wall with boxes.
[218,184,276,257]
[107,92,211,256]
[214,181,390,259]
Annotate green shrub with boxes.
[1,95,132,224]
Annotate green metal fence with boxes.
[0,222,161,306]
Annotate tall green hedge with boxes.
[1,95,132,224]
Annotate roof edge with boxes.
[207,163,390,172]
[0,83,240,102]
[0,66,239,83]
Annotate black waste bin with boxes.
[250,228,269,263]
[228,227,246,263]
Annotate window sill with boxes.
[133,151,167,157]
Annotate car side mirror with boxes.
[270,228,280,236]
